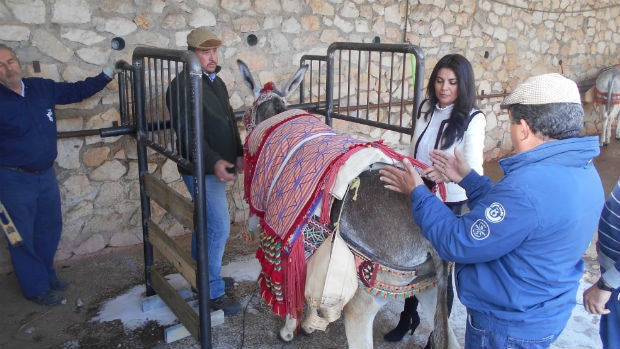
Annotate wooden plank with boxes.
[148,219,197,289]
[141,287,193,312]
[151,269,200,339]
[143,172,193,228]
[164,309,224,343]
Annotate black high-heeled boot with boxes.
[383,296,421,342]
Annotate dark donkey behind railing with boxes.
[237,59,458,349]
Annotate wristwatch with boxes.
[597,278,616,292]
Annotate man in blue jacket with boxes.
[0,44,115,306]
[583,177,620,349]
[380,73,605,348]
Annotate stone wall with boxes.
[0,0,618,271]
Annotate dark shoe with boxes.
[384,296,421,342]
[50,278,68,291]
[384,310,421,342]
[223,277,235,292]
[27,291,65,306]
[209,294,240,316]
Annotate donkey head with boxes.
[237,59,308,131]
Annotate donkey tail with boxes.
[429,254,450,349]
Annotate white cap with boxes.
[500,73,581,109]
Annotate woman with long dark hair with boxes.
[384,53,486,343]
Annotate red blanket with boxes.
[245,110,369,317]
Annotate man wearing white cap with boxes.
[166,27,243,315]
[380,73,605,348]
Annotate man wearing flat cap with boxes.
[166,27,243,316]
[380,73,605,348]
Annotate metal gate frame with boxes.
[298,42,425,136]
[101,42,426,349]
[103,47,214,348]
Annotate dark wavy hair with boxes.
[423,54,477,149]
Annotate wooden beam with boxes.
[143,172,193,228]
[150,269,200,339]
[148,219,197,289]
[164,309,224,343]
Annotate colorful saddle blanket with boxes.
[244,109,445,318]
[244,110,376,317]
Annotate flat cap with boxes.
[187,27,222,49]
[500,73,581,109]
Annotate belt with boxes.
[0,165,45,174]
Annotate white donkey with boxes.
[238,59,459,349]
[587,65,620,146]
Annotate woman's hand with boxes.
[421,165,449,183]
[379,158,425,195]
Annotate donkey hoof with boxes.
[301,323,316,334]
[279,328,295,342]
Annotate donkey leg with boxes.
[279,314,298,342]
[343,290,386,349]
[611,105,620,139]
[603,111,612,145]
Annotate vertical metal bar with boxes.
[166,60,176,154]
[377,51,382,123]
[182,64,190,161]
[366,50,371,121]
[118,67,129,126]
[319,60,323,107]
[399,52,407,128]
[134,57,155,297]
[147,58,154,142]
[158,58,168,150]
[326,45,335,126]
[356,50,362,120]
[188,61,212,349]
[388,51,395,124]
[413,46,425,136]
[300,60,307,104]
[346,50,351,118]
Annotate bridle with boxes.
[242,82,281,132]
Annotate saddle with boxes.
[333,168,438,297]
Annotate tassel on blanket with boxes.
[283,236,306,320]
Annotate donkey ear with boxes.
[237,59,261,98]
[281,64,309,99]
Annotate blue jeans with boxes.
[182,174,230,299]
[0,167,62,298]
[465,311,560,349]
[601,287,620,349]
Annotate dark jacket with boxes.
[166,67,243,175]
[0,72,111,171]
[598,178,620,289]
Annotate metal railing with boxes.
[102,47,213,349]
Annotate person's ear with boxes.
[519,119,530,140]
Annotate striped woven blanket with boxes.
[243,109,438,318]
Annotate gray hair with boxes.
[509,103,584,140]
[0,43,17,56]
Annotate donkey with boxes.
[237,59,457,349]
[590,65,620,146]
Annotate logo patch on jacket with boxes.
[46,109,53,122]
[471,219,490,240]
[485,202,506,223]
